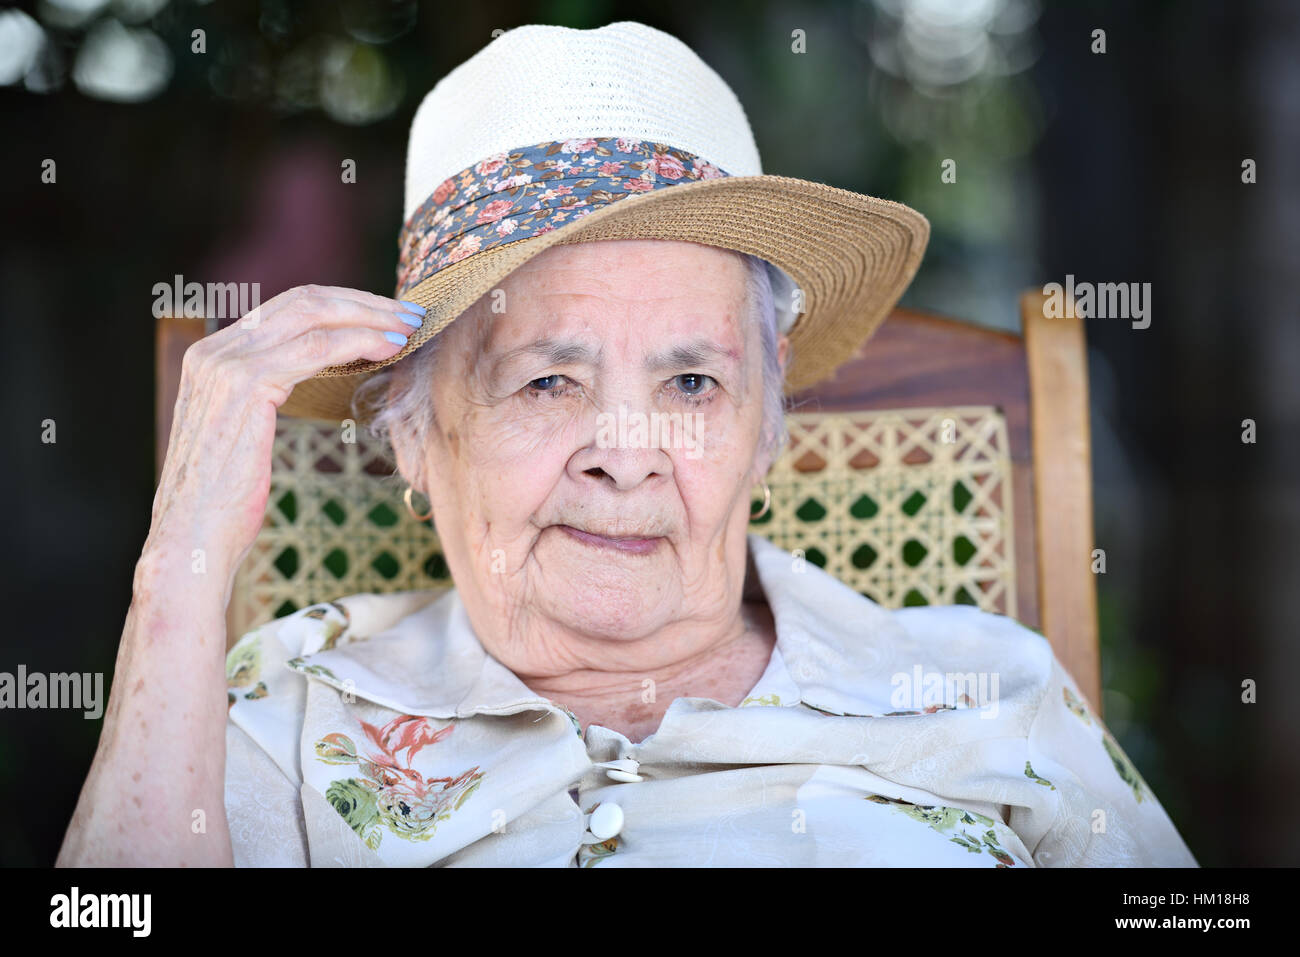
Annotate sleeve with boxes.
[1016,653,1198,867]
[224,720,310,867]
[219,592,444,867]
[222,607,326,868]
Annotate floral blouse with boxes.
[222,534,1197,868]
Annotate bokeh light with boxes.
[72,17,172,102]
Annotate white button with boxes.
[595,758,643,783]
[598,758,638,772]
[588,802,624,841]
[598,758,643,783]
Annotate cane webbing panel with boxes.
[755,407,1015,613]
[227,422,448,640]
[229,406,1016,638]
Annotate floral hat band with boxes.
[395,136,728,298]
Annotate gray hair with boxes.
[352,250,791,492]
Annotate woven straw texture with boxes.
[229,407,1016,638]
[402,22,763,221]
[278,19,930,422]
[279,177,929,421]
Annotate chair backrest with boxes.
[780,294,1100,713]
[156,291,1101,712]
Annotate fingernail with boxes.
[384,331,408,346]
[399,312,424,328]
[399,300,427,316]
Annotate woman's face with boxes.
[396,239,785,665]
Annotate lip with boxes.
[557,524,664,555]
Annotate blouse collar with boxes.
[281,533,912,722]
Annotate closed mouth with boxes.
[557,524,664,555]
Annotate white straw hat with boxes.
[280,20,929,421]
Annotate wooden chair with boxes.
[155,290,1101,713]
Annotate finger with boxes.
[252,284,423,324]
[205,290,427,358]
[295,285,426,315]
[243,324,414,394]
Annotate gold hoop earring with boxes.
[404,486,433,522]
[750,481,771,521]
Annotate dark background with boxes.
[1,0,1295,866]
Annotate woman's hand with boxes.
[148,285,425,588]
[56,286,424,867]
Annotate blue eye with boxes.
[674,373,714,395]
[524,374,579,402]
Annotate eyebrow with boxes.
[644,338,739,373]
[490,335,738,377]
[489,338,602,380]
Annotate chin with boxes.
[523,525,684,635]
[538,560,675,641]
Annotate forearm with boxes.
[57,538,237,866]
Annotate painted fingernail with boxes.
[399,312,424,328]
[399,300,427,315]
[383,331,408,346]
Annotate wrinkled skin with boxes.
[390,240,789,741]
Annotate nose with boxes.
[568,444,672,491]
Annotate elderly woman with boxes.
[59,22,1195,867]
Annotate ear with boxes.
[750,439,774,490]
[385,379,426,494]
[748,332,791,481]
[751,445,776,488]
[390,421,423,492]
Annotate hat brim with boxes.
[279,175,929,421]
